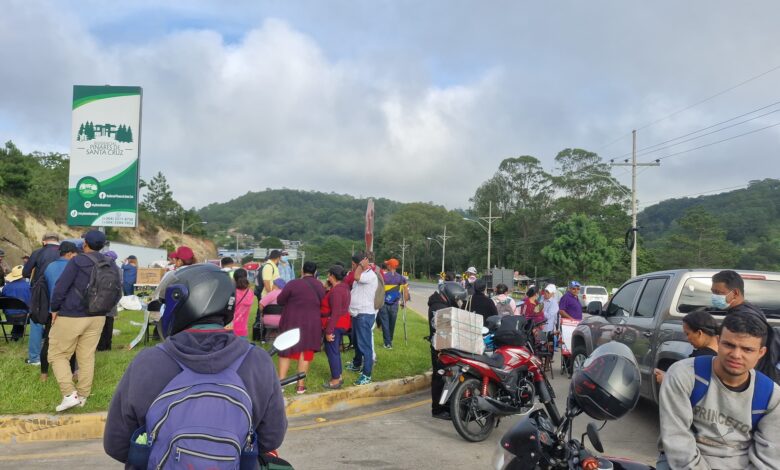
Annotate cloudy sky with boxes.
[2,1,779,211]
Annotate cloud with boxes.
[1,0,779,213]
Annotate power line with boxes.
[610,100,780,160]
[647,120,780,163]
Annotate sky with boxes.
[1,0,779,211]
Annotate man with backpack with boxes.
[49,230,121,412]
[104,263,287,468]
[378,258,408,349]
[23,232,61,365]
[657,311,779,469]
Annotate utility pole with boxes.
[611,130,660,278]
[438,225,452,274]
[480,201,501,274]
[399,238,409,276]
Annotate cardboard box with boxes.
[135,268,166,286]
[432,307,485,354]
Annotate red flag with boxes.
[365,198,375,254]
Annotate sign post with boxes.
[67,85,142,227]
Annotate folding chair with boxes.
[0,296,30,343]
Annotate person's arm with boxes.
[22,250,38,278]
[103,362,140,463]
[658,361,710,469]
[326,288,346,335]
[750,389,780,469]
[353,261,367,282]
[252,352,288,452]
[50,259,77,313]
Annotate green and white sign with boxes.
[67,85,142,227]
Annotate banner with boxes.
[67,85,142,227]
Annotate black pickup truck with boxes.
[570,269,780,404]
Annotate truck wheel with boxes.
[570,345,588,377]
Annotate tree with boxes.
[541,214,617,282]
[259,236,284,249]
[654,207,737,268]
[141,171,182,226]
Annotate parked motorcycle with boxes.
[437,317,555,442]
[493,342,653,470]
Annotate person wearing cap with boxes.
[259,250,282,298]
[121,255,138,296]
[378,258,408,349]
[464,267,478,296]
[0,265,31,341]
[541,284,559,335]
[41,241,79,382]
[559,281,583,321]
[171,246,196,268]
[48,230,112,412]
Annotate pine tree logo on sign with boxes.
[76,121,134,142]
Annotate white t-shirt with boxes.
[349,268,378,316]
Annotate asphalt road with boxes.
[1,281,661,469]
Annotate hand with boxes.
[654,368,665,384]
[325,333,335,342]
[51,312,58,324]
[360,257,369,269]
[224,323,234,330]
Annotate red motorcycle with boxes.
[437,318,555,442]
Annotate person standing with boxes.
[96,250,120,352]
[378,258,408,349]
[346,253,379,385]
[41,241,79,382]
[558,281,583,321]
[465,278,498,320]
[276,261,326,394]
[121,255,137,296]
[428,278,467,420]
[48,230,112,412]
[321,265,351,389]
[492,283,518,316]
[464,267,478,295]
[228,268,254,340]
[1,265,31,342]
[260,250,282,298]
[541,284,559,335]
[278,252,295,282]
[657,311,779,469]
[522,286,545,324]
[22,232,61,365]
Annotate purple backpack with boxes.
[131,343,258,469]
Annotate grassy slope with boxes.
[0,303,430,415]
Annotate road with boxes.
[0,281,661,469]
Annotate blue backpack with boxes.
[129,344,259,469]
[690,355,774,432]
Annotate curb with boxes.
[0,372,431,444]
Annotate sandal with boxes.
[296,385,307,394]
[322,380,343,390]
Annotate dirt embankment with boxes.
[0,205,216,266]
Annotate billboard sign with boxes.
[67,85,142,227]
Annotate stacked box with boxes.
[135,268,166,286]
[432,307,485,354]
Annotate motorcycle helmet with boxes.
[493,410,557,470]
[438,281,467,306]
[484,315,502,333]
[159,264,236,338]
[570,342,640,421]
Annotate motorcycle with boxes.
[493,342,653,470]
[437,317,555,442]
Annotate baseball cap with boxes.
[104,250,118,261]
[83,230,107,250]
[59,241,78,255]
[466,266,478,274]
[127,255,137,260]
[268,249,282,259]
[385,258,399,269]
[544,284,557,294]
[569,281,582,288]
[42,232,60,242]
[172,246,194,261]
[6,265,24,282]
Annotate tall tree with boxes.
[541,214,618,282]
[141,171,183,225]
[654,206,737,268]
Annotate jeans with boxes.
[378,302,399,347]
[351,313,376,377]
[324,328,346,380]
[28,321,45,362]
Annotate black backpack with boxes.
[29,275,50,324]
[81,252,122,315]
[493,315,529,347]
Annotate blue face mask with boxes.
[711,293,730,310]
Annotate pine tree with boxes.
[78,123,85,141]
[126,125,133,143]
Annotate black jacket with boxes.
[467,292,498,320]
[23,243,60,283]
[427,292,451,338]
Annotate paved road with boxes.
[1,280,661,468]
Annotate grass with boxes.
[0,303,432,414]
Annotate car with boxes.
[569,269,780,404]
[578,285,609,311]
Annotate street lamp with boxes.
[181,220,207,237]
[463,201,500,274]
[426,225,451,275]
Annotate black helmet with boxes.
[159,264,235,338]
[438,281,467,306]
[570,342,640,421]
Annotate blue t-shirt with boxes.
[44,258,70,300]
[122,263,138,285]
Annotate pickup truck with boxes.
[570,269,780,404]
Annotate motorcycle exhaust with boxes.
[475,396,530,416]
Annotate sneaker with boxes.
[55,392,80,412]
[345,363,362,373]
[78,396,87,407]
[383,344,393,350]
[353,374,372,385]
[25,359,41,366]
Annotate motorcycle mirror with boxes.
[586,422,604,453]
[268,328,300,356]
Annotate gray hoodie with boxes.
[658,357,780,469]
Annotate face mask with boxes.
[281,256,289,262]
[711,293,730,310]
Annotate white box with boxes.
[432,307,485,354]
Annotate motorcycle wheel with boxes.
[449,376,496,442]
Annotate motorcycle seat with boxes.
[441,349,505,368]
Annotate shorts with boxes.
[279,350,315,361]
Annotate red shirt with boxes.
[321,282,351,333]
